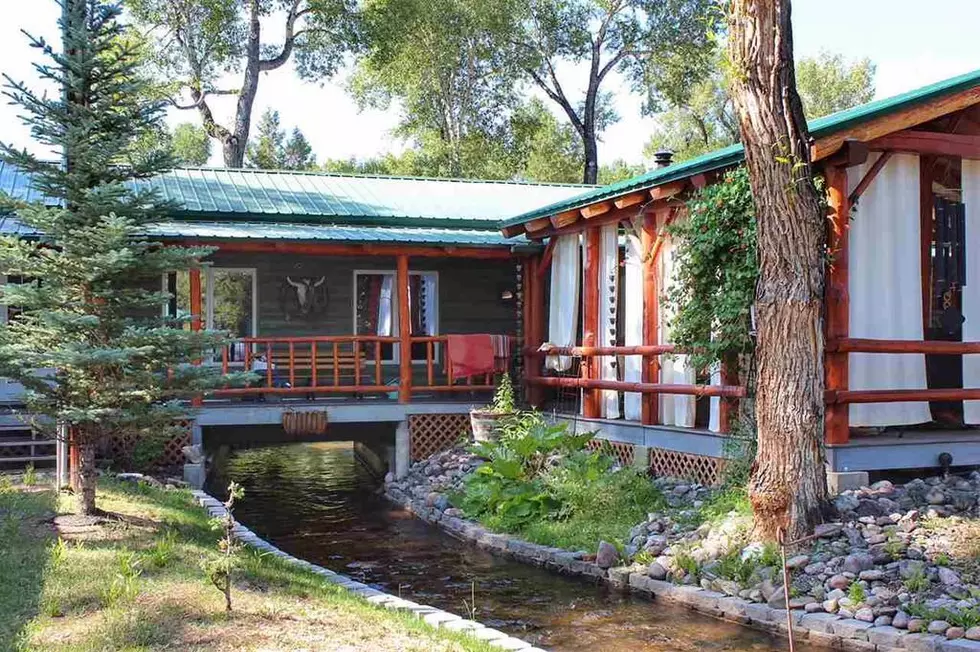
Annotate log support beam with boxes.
[582,227,600,418]
[640,213,660,425]
[825,166,850,445]
[397,254,412,404]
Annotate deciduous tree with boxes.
[727,0,828,541]
[127,0,357,167]
[0,0,231,515]
[511,0,720,183]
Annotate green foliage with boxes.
[0,2,238,512]
[202,481,245,611]
[696,488,752,525]
[796,51,876,120]
[487,374,515,414]
[170,123,212,166]
[673,548,700,579]
[456,412,664,551]
[904,567,931,593]
[143,529,178,569]
[246,109,318,171]
[22,464,37,487]
[665,165,757,371]
[101,551,143,608]
[906,602,980,629]
[847,582,866,605]
[719,419,757,489]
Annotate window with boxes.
[165,268,257,338]
[353,270,438,362]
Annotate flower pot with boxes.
[469,410,511,443]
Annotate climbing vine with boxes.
[665,165,757,371]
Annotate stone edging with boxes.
[189,490,544,652]
[384,486,980,652]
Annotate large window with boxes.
[165,268,257,338]
[353,270,438,362]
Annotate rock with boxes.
[814,523,844,538]
[835,494,860,512]
[843,553,874,574]
[927,620,950,635]
[647,562,668,580]
[715,580,741,596]
[859,569,884,581]
[965,626,980,640]
[925,487,946,505]
[786,554,810,570]
[947,627,966,639]
[595,541,619,569]
[805,602,823,613]
[938,567,961,586]
[828,574,852,590]
[892,611,909,629]
[907,618,925,633]
[823,599,839,613]
[871,480,895,494]
[874,615,893,627]
[855,608,875,622]
[899,559,926,579]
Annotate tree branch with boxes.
[259,0,305,72]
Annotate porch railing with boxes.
[525,344,746,432]
[208,334,509,399]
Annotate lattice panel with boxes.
[586,439,635,467]
[648,447,725,486]
[409,414,472,461]
[107,428,190,469]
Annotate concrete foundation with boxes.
[183,462,205,489]
[395,420,410,479]
[827,469,869,494]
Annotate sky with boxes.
[0,1,977,168]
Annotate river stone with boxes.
[966,626,980,640]
[925,487,946,505]
[815,523,844,538]
[829,574,852,590]
[595,541,618,569]
[786,554,810,570]
[927,620,951,635]
[855,607,875,623]
[899,559,926,579]
[907,618,926,633]
[835,494,860,512]
[892,611,910,629]
[948,627,966,639]
[938,567,961,586]
[647,562,667,580]
[823,599,839,613]
[859,569,884,581]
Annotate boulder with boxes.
[647,562,668,581]
[595,541,619,569]
[843,553,874,574]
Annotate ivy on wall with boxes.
[665,165,757,371]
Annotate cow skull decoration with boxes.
[279,276,328,322]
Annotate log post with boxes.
[524,257,546,407]
[641,213,660,425]
[582,227,600,418]
[920,156,935,332]
[397,254,412,403]
[825,166,850,445]
[189,267,203,407]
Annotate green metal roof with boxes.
[138,168,588,229]
[502,68,980,229]
[144,221,520,247]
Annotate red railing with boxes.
[525,344,745,432]
[208,334,511,398]
[825,338,980,405]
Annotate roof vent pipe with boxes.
[653,149,674,169]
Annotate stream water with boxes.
[206,441,804,652]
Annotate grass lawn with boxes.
[0,475,493,652]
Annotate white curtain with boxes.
[962,159,980,423]
[546,235,581,372]
[708,364,722,432]
[597,223,620,419]
[623,233,644,421]
[419,273,438,335]
[848,153,930,426]
[377,274,393,336]
[658,234,696,427]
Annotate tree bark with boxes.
[76,433,98,516]
[727,0,828,541]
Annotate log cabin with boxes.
[500,68,980,488]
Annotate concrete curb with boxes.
[190,490,545,652]
[384,487,980,652]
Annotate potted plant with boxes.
[470,373,515,442]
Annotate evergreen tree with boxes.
[283,129,317,171]
[246,109,286,170]
[0,0,233,515]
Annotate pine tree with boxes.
[246,109,286,169]
[0,0,233,516]
[283,129,316,171]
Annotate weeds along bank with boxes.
[386,411,980,650]
[0,474,497,652]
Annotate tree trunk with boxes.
[727,0,828,542]
[582,127,598,185]
[76,433,98,516]
[222,138,247,169]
